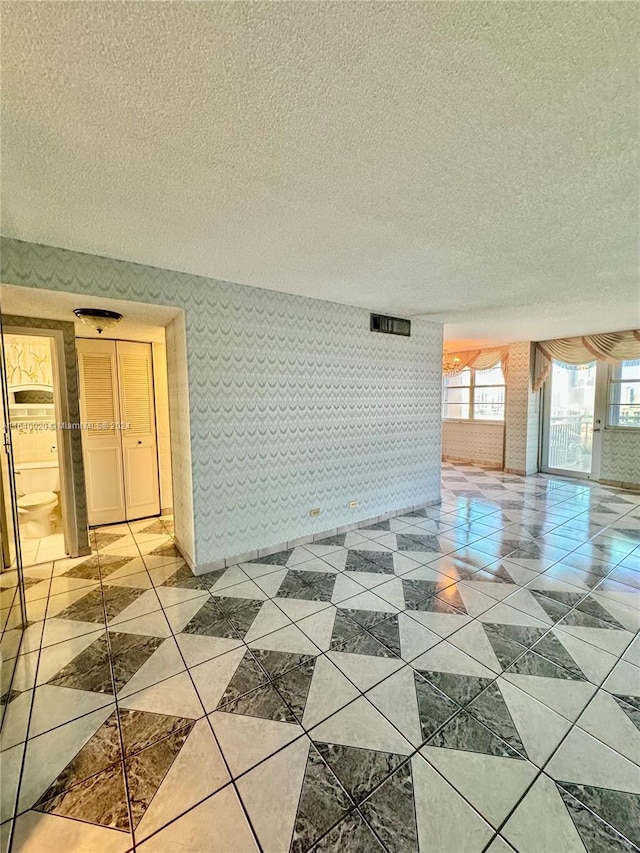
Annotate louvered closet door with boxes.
[117,341,160,520]
[76,339,126,525]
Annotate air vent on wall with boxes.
[370,314,411,337]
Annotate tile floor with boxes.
[1,467,640,852]
[18,529,66,569]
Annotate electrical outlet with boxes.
[309,507,321,517]
[348,500,359,510]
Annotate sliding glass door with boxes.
[541,359,606,479]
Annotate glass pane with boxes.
[611,359,640,381]
[609,380,640,407]
[475,365,504,386]
[547,360,596,474]
[444,387,471,405]
[444,369,471,388]
[443,403,470,419]
[473,387,505,419]
[608,404,640,428]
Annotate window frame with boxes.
[606,359,640,431]
[442,365,505,423]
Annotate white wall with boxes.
[151,340,174,514]
[2,238,443,568]
[442,421,504,468]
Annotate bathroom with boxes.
[4,333,66,565]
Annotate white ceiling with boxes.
[1,284,177,343]
[2,2,638,346]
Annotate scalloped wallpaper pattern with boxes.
[1,238,443,567]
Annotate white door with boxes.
[116,341,160,520]
[77,339,126,524]
[77,339,160,525]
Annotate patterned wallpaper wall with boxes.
[504,341,540,475]
[441,421,504,467]
[1,238,443,567]
[600,429,640,488]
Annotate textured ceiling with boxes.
[2,2,638,345]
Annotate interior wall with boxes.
[1,238,444,568]
[600,429,640,489]
[151,341,173,514]
[441,421,504,468]
[504,341,540,476]
[2,314,90,554]
[165,313,195,566]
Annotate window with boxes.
[442,365,505,421]
[608,359,640,428]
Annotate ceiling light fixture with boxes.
[442,352,462,375]
[73,308,123,334]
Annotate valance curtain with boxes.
[443,346,509,380]
[533,330,640,392]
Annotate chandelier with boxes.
[442,352,462,375]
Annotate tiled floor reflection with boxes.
[1,469,640,852]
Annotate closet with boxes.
[77,339,160,525]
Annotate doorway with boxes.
[541,359,606,479]
[1,331,71,565]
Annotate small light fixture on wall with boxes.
[442,352,461,375]
[73,308,123,334]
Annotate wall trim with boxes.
[442,454,503,470]
[192,497,442,576]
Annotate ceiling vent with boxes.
[370,314,411,337]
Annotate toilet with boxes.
[15,461,60,539]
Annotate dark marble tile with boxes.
[414,674,460,741]
[557,609,619,632]
[507,650,582,681]
[273,659,316,721]
[148,543,182,559]
[340,609,391,633]
[559,786,639,852]
[126,727,193,828]
[558,782,640,849]
[118,708,196,757]
[63,554,132,581]
[217,682,297,723]
[291,746,354,853]
[138,520,167,535]
[162,564,224,591]
[224,600,264,637]
[367,616,402,657]
[360,521,391,532]
[408,594,466,616]
[401,579,439,609]
[354,550,395,573]
[109,632,165,693]
[330,609,367,645]
[482,623,546,669]
[312,809,385,852]
[359,762,418,853]
[399,509,430,518]
[252,649,315,680]
[57,585,146,623]
[528,591,574,623]
[530,634,587,680]
[277,570,335,602]
[35,711,121,803]
[216,652,268,705]
[575,596,627,630]
[250,549,294,566]
[331,629,396,658]
[466,683,528,758]
[396,533,441,553]
[416,671,492,707]
[428,710,524,759]
[314,535,347,547]
[344,552,391,575]
[474,564,515,584]
[36,761,129,831]
[182,598,238,638]
[613,696,640,730]
[90,530,128,550]
[314,742,406,804]
[48,634,114,693]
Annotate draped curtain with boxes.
[532,330,640,391]
[443,346,509,380]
